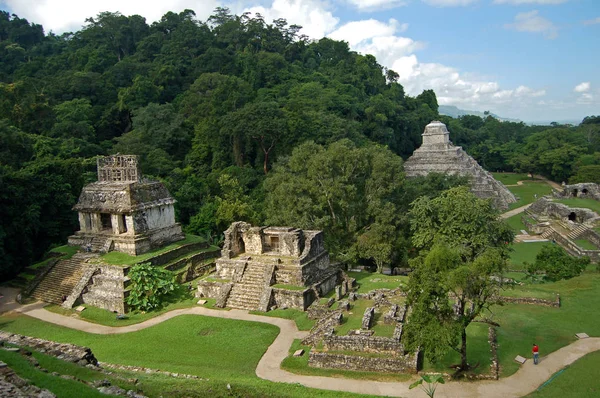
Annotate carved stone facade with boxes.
[404,121,516,210]
[197,222,340,311]
[68,155,184,255]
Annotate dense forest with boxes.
[1,8,599,280]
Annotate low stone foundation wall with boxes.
[0,331,98,366]
[489,326,499,380]
[272,288,313,311]
[323,335,403,354]
[500,295,560,308]
[308,351,418,373]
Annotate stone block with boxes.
[75,305,86,312]
[338,301,350,311]
[514,355,527,364]
[197,299,207,305]
[575,333,589,339]
[0,361,6,368]
[293,349,304,357]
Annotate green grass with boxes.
[0,314,372,398]
[346,271,408,293]
[506,213,528,233]
[526,351,600,397]
[554,198,600,214]
[335,300,374,336]
[504,271,529,283]
[510,241,553,267]
[492,173,533,186]
[500,286,558,301]
[491,273,600,377]
[16,272,35,281]
[249,308,315,331]
[575,239,598,250]
[100,235,206,266]
[49,244,79,259]
[507,182,553,210]
[281,339,413,382]
[0,345,130,397]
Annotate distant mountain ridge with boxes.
[439,105,521,123]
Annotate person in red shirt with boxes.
[532,343,539,365]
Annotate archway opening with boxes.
[572,189,578,197]
[568,212,577,222]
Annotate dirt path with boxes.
[500,204,532,219]
[1,287,598,398]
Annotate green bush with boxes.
[526,245,590,282]
[126,262,176,311]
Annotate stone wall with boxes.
[308,351,418,374]
[499,295,560,308]
[302,310,343,346]
[554,183,600,201]
[0,331,98,366]
[272,287,314,311]
[581,229,600,248]
[528,198,600,225]
[81,264,129,313]
[361,307,375,330]
[323,335,404,354]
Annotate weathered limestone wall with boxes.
[81,264,129,313]
[308,351,418,374]
[136,205,176,232]
[243,227,265,254]
[276,229,304,257]
[271,288,313,310]
[0,331,98,366]
[555,183,600,201]
[323,335,403,354]
[528,197,600,225]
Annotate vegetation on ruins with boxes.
[526,245,590,282]
[403,187,514,371]
[126,262,176,311]
[0,7,599,283]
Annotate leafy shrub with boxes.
[526,245,590,282]
[126,262,175,312]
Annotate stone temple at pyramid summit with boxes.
[404,121,517,210]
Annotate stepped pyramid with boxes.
[404,121,516,210]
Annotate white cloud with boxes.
[2,0,219,33]
[574,82,591,93]
[583,17,600,26]
[392,55,546,110]
[505,10,558,39]
[244,0,338,39]
[345,0,408,11]
[421,0,478,6]
[493,0,568,4]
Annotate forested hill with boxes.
[1,8,599,280]
[0,8,439,279]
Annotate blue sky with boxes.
[1,0,599,122]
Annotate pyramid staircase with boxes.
[540,229,554,239]
[568,224,589,240]
[30,253,98,305]
[225,262,267,311]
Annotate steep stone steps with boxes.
[30,253,96,305]
[568,225,589,240]
[226,262,266,311]
[540,229,554,239]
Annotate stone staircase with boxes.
[568,224,589,240]
[225,262,266,311]
[540,229,554,239]
[30,253,97,305]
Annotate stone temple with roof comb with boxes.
[404,121,517,210]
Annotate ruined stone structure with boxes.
[554,183,600,201]
[68,155,184,255]
[404,121,517,210]
[197,222,341,311]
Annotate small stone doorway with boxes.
[100,213,112,231]
[568,212,577,222]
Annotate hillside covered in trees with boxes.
[1,8,599,280]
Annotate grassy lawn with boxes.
[0,314,372,398]
[510,241,552,268]
[49,244,79,259]
[335,299,374,336]
[492,273,600,377]
[346,271,408,293]
[507,182,553,210]
[281,339,413,382]
[554,198,600,214]
[575,238,598,250]
[492,173,533,186]
[506,213,528,233]
[249,308,315,331]
[100,235,206,266]
[526,351,600,397]
[0,346,134,398]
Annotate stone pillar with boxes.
[124,215,135,235]
[112,214,127,235]
[78,212,92,232]
[90,213,102,233]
